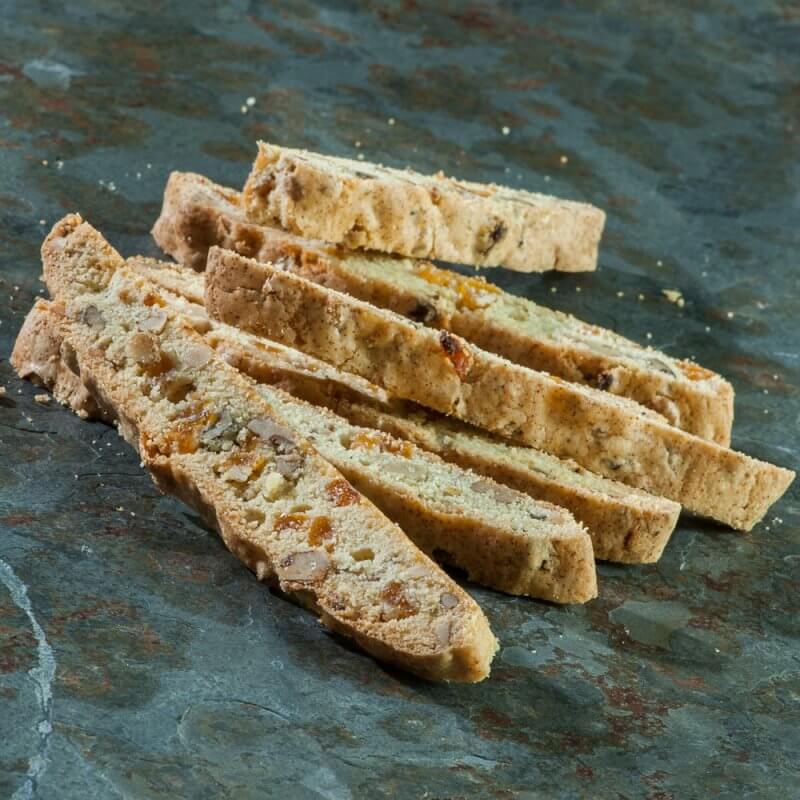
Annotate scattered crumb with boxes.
[501,126,510,135]
[616,291,625,298]
[240,104,248,114]
[657,260,663,267]
[726,311,734,319]
[56,160,64,169]
[39,219,46,226]
[638,293,645,301]
[705,326,711,332]
[354,140,361,148]
[662,288,684,307]
[357,153,365,160]
[41,159,48,166]
[550,286,557,293]
[544,175,551,182]
[130,512,136,517]
[646,332,653,340]
[246,96,256,107]
[0,387,5,397]
[575,286,581,292]
[34,394,51,404]
[763,389,769,394]
[756,301,766,310]
[388,117,395,125]
[559,155,568,164]
[116,506,124,512]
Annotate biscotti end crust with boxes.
[241,142,605,272]
[34,216,499,683]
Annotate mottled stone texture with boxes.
[0,1,798,798]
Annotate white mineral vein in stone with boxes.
[0,558,57,800]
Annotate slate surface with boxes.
[1,2,798,798]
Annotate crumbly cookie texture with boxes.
[35,214,498,683]
[16,298,597,603]
[11,297,112,422]
[121,256,681,563]
[151,171,733,444]
[239,142,605,272]
[205,247,794,531]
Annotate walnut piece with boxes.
[139,307,168,334]
[182,342,214,369]
[433,618,451,649]
[126,332,159,364]
[439,593,459,609]
[79,304,105,330]
[278,549,330,583]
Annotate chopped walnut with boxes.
[200,407,239,451]
[470,478,520,505]
[439,593,459,609]
[275,452,304,479]
[139,307,168,334]
[433,618,451,649]
[222,463,253,483]
[278,550,330,583]
[126,332,160,364]
[182,342,214,369]
[79,304,105,330]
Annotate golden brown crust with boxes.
[151,171,733,445]
[205,247,794,530]
[239,142,605,272]
[33,214,498,683]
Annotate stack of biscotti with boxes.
[149,158,792,534]
[153,171,733,444]
[125,255,683,564]
[16,215,516,682]
[12,144,797,684]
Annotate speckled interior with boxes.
[0,2,798,798]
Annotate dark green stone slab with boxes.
[1,2,797,797]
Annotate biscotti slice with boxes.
[205,247,795,530]
[39,215,497,682]
[240,142,605,272]
[15,298,597,603]
[151,171,733,444]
